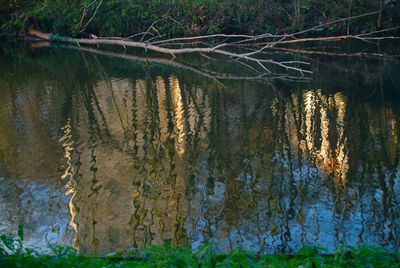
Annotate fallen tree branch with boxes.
[27,28,311,75]
[26,11,399,80]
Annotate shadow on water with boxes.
[0,41,399,254]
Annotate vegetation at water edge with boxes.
[1,0,399,39]
[1,225,400,267]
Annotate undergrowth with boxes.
[1,224,399,267]
[1,0,400,39]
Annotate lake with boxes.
[0,41,399,254]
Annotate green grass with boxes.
[1,224,400,267]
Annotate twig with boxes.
[79,0,103,33]
[76,0,97,30]
[151,33,271,45]
[249,34,400,46]
[270,46,399,59]
[288,10,380,37]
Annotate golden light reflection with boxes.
[333,92,349,185]
[59,119,79,247]
[318,90,333,176]
[304,90,317,155]
[314,91,348,185]
[279,90,350,186]
[60,119,74,180]
[169,76,186,156]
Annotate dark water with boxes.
[0,41,400,254]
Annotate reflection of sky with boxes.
[1,67,400,254]
[0,178,72,251]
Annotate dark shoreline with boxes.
[1,0,399,40]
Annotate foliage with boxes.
[1,0,399,39]
[1,228,400,267]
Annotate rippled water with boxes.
[0,42,400,254]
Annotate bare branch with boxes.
[27,10,399,81]
[79,0,103,33]
[151,33,266,45]
[27,28,312,75]
[271,46,400,59]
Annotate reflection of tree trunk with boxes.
[67,71,227,251]
[93,54,127,136]
[3,44,400,253]
[378,0,384,28]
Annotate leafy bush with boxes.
[1,226,400,267]
[1,0,399,39]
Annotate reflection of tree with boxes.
[65,68,216,252]
[1,46,400,254]
[58,69,400,253]
[0,78,65,181]
[270,88,400,250]
[0,53,78,249]
[272,90,350,185]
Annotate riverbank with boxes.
[1,243,400,267]
[0,228,399,268]
[1,0,400,40]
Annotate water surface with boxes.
[0,41,400,254]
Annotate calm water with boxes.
[0,41,400,254]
